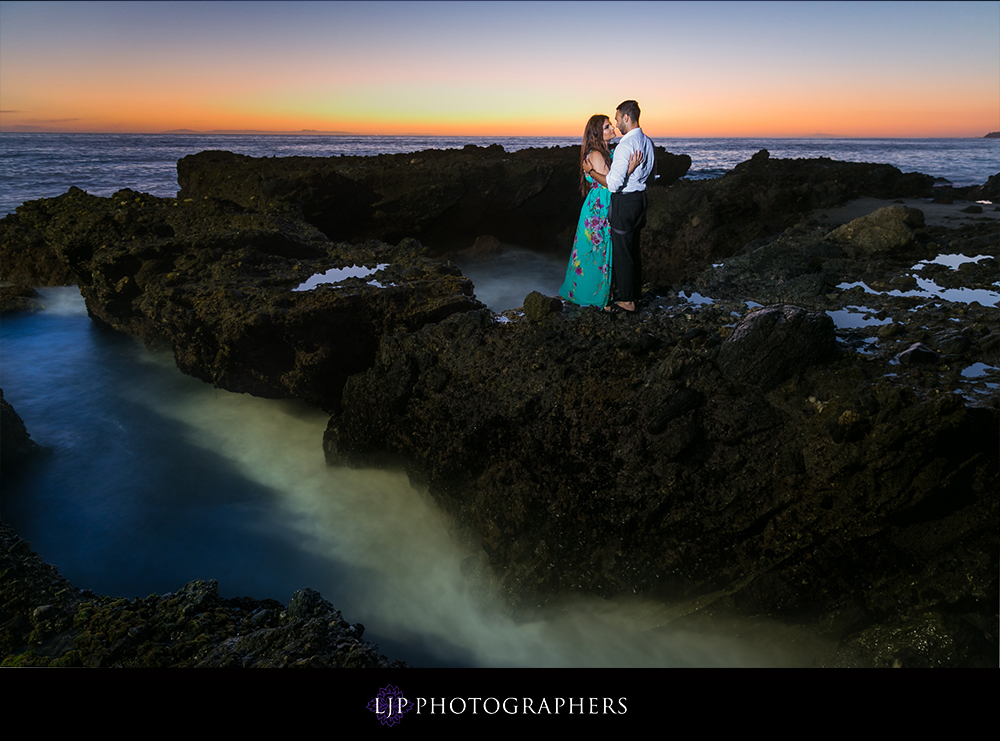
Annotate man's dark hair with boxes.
[617,100,641,124]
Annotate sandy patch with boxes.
[809,196,1000,229]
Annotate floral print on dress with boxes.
[558,165,613,306]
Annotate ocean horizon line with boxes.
[0,130,995,141]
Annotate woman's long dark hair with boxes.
[580,114,612,197]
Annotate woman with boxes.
[558,114,642,307]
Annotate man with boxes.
[604,100,656,313]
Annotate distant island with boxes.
[985,132,1000,139]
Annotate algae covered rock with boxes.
[825,205,925,255]
[523,290,563,321]
[0,285,41,313]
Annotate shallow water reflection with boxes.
[292,263,390,291]
[837,279,1000,307]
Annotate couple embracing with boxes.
[558,100,656,314]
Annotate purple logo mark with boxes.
[367,685,412,727]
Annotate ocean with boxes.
[1,133,997,216]
[0,133,996,667]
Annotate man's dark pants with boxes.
[610,190,647,303]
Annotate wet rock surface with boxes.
[0,284,42,314]
[689,203,1000,403]
[0,521,405,667]
[1,389,43,468]
[716,304,836,390]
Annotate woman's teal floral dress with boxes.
[558,153,612,306]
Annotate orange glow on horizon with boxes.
[1,105,993,139]
[2,79,992,138]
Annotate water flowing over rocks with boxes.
[1,144,996,666]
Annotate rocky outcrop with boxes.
[0,521,404,667]
[176,145,691,254]
[641,150,937,285]
[0,145,689,410]
[323,292,996,667]
[2,147,995,666]
[0,212,78,287]
[967,171,1000,202]
[825,205,924,256]
[1,389,42,469]
[716,304,836,390]
[0,147,946,304]
[1,187,482,411]
[0,285,41,314]
[324,204,998,667]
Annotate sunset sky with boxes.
[1,0,997,138]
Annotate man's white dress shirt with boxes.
[605,126,656,194]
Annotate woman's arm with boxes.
[584,149,643,188]
[585,161,609,188]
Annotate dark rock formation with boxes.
[323,201,998,666]
[825,205,924,256]
[323,288,996,667]
[967,172,1000,202]
[522,290,563,322]
[896,342,938,366]
[0,521,405,667]
[0,212,78,287]
[171,146,942,293]
[0,144,681,410]
[176,145,691,254]
[1,187,482,410]
[641,150,937,285]
[0,284,41,314]
[716,304,836,390]
[2,146,995,666]
[1,389,42,469]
